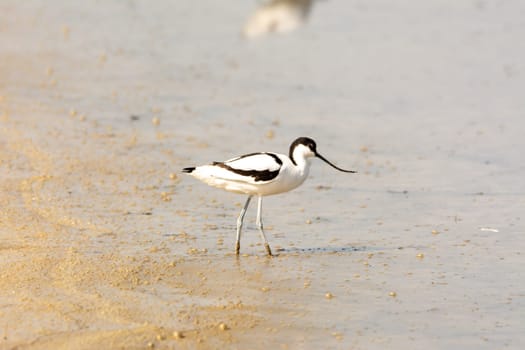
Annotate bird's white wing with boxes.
[225,153,282,171]
[212,152,283,184]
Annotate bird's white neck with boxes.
[291,146,314,176]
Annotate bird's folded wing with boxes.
[213,153,283,183]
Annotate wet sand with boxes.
[1,1,524,349]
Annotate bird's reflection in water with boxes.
[243,0,315,38]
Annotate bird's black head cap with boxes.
[289,137,316,165]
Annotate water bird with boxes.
[243,0,315,39]
[182,137,356,256]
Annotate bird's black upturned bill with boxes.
[315,152,357,173]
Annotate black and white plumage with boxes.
[183,137,356,256]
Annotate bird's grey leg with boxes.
[236,195,252,255]
[256,195,273,256]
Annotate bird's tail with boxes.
[182,167,196,173]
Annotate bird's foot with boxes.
[265,243,273,257]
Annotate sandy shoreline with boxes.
[2,102,523,350]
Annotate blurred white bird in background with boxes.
[243,0,315,38]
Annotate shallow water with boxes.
[1,1,524,349]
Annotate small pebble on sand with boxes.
[173,331,184,339]
[332,332,344,340]
[303,280,311,288]
[389,291,397,297]
[152,117,160,126]
[325,292,334,299]
[62,25,70,39]
[416,253,425,259]
[219,323,228,331]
